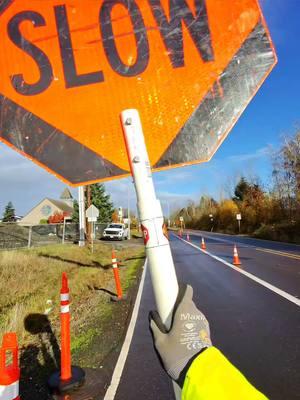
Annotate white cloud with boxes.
[0,143,74,216]
[154,168,195,186]
[226,146,270,162]
[104,172,197,216]
[0,140,273,219]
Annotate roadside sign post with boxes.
[209,214,214,232]
[91,222,95,253]
[236,213,242,233]
[128,185,131,240]
[180,216,184,233]
[86,205,99,253]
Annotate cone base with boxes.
[233,260,241,266]
[53,368,109,400]
[110,293,127,302]
[48,366,86,394]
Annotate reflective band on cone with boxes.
[0,333,20,400]
[0,381,19,400]
[60,293,69,302]
[61,305,70,314]
[112,250,123,299]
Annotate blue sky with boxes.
[0,0,299,217]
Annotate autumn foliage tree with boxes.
[216,199,239,232]
[48,211,69,224]
[173,128,300,242]
[111,209,119,222]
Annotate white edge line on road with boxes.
[175,235,300,308]
[104,260,148,400]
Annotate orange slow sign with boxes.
[0,0,276,186]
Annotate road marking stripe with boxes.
[175,235,300,308]
[189,231,251,247]
[190,229,300,249]
[188,231,300,260]
[104,260,147,400]
[255,247,300,260]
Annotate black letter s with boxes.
[8,11,53,96]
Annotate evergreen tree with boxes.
[72,199,79,223]
[72,184,114,223]
[90,184,114,222]
[233,177,251,202]
[2,201,15,222]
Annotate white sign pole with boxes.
[78,186,86,247]
[91,221,94,254]
[121,109,178,326]
[121,109,180,397]
[86,205,99,253]
[236,213,242,233]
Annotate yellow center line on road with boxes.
[255,247,300,260]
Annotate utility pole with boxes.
[78,186,85,247]
[86,185,91,242]
[128,184,131,240]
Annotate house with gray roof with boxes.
[20,189,74,225]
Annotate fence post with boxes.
[62,218,66,245]
[27,226,32,248]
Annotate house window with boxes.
[41,205,52,217]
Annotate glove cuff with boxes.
[176,348,208,388]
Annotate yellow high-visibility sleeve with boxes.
[182,347,268,400]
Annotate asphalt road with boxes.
[113,232,300,400]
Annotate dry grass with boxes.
[0,242,145,348]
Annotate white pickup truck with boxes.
[102,223,128,241]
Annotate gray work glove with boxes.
[149,284,212,386]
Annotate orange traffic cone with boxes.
[48,273,85,393]
[233,245,241,266]
[201,237,206,250]
[112,250,123,300]
[0,333,20,400]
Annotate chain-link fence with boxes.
[0,222,108,250]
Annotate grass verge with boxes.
[0,241,145,400]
